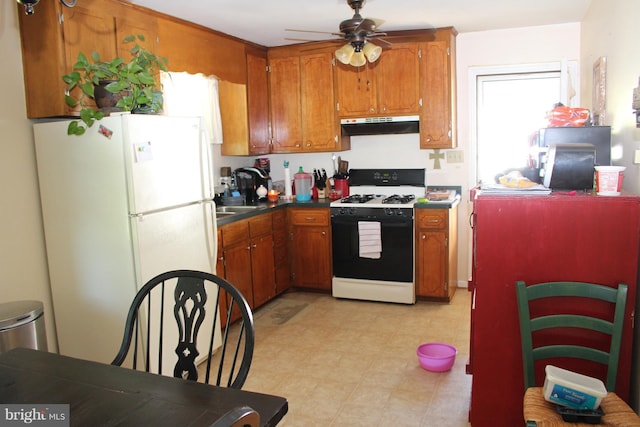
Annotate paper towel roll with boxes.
[284,167,292,196]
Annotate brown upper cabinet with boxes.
[267,48,350,154]
[268,53,304,152]
[17,0,456,151]
[220,48,270,156]
[17,0,250,119]
[335,42,421,117]
[18,0,121,118]
[420,27,458,149]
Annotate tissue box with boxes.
[543,365,607,410]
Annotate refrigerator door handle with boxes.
[202,199,218,273]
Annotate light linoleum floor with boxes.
[239,289,472,426]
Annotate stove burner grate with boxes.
[382,194,416,204]
[339,194,376,204]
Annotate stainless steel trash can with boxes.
[0,300,48,353]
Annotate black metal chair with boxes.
[112,270,254,389]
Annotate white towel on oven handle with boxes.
[358,221,381,259]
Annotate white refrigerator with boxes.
[34,114,218,367]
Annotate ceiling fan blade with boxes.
[372,37,392,46]
[285,37,324,42]
[370,17,385,28]
[286,28,343,37]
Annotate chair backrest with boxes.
[515,280,627,392]
[112,270,255,389]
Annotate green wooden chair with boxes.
[515,281,640,426]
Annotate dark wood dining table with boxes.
[0,348,288,426]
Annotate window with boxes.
[471,62,578,185]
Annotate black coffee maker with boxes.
[233,167,272,204]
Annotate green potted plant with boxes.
[62,34,168,135]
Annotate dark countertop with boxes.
[216,188,462,225]
[215,198,330,225]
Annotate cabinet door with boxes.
[269,56,303,152]
[246,51,270,154]
[335,62,377,117]
[115,18,158,59]
[223,242,253,319]
[220,220,253,319]
[290,225,332,290]
[420,39,455,148]
[62,6,118,114]
[273,210,291,294]
[18,1,118,118]
[251,233,276,308]
[416,230,447,298]
[377,44,421,115]
[300,52,338,152]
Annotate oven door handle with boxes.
[331,217,413,226]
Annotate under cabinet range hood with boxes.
[340,115,420,136]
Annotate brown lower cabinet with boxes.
[217,212,276,323]
[272,209,291,295]
[414,206,458,302]
[288,208,332,291]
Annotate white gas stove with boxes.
[330,168,426,305]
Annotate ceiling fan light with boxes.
[349,51,366,67]
[17,0,40,15]
[335,43,355,65]
[363,42,382,62]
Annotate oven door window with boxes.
[332,216,413,282]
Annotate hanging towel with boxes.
[358,221,382,259]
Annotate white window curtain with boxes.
[160,71,223,145]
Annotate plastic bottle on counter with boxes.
[294,167,313,201]
[284,161,292,197]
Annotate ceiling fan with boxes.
[286,0,388,67]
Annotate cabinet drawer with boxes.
[249,213,272,237]
[289,208,329,226]
[220,220,249,247]
[416,210,447,229]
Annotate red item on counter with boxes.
[546,106,590,127]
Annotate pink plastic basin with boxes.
[417,342,457,372]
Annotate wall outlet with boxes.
[447,150,464,163]
[634,149,640,164]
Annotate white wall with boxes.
[579,0,640,411]
[0,2,58,351]
[581,0,640,195]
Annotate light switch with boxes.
[634,149,640,164]
[446,150,464,163]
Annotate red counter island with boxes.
[467,190,640,427]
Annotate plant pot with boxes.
[94,80,128,113]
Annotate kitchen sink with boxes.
[215,211,237,217]
[216,205,265,213]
